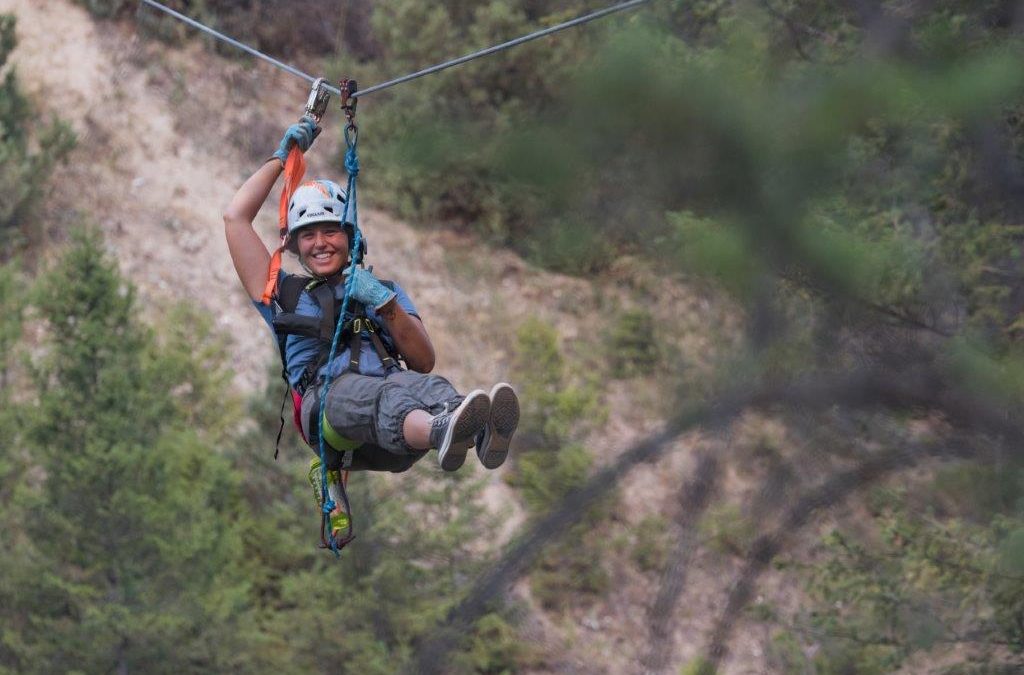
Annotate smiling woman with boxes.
[223,115,521,548]
[285,180,354,276]
[295,222,347,276]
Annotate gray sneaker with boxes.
[431,389,490,472]
[475,383,520,470]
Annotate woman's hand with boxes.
[346,267,397,309]
[270,116,321,166]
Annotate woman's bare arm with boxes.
[223,159,283,301]
[378,299,436,373]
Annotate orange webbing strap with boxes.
[261,146,307,305]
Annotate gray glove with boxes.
[270,116,320,165]
[347,268,396,310]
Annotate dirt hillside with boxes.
[2,2,766,672]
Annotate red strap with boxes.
[261,147,307,305]
[291,389,306,441]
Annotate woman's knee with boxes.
[387,371,459,413]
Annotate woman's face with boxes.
[296,222,349,277]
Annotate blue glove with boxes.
[347,268,397,310]
[271,116,321,165]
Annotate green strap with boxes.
[321,411,362,452]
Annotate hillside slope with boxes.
[3,1,764,672]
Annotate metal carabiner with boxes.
[304,77,332,124]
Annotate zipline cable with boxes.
[352,0,652,98]
[138,0,651,100]
[138,0,343,96]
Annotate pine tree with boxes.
[0,260,31,674]
[1,229,255,674]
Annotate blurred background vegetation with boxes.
[3,0,1023,672]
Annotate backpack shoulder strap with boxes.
[309,282,337,342]
[276,274,313,313]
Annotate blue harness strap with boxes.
[315,117,361,556]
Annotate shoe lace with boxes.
[431,411,451,432]
[429,398,464,446]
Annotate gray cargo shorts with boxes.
[300,369,460,456]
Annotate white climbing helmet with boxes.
[286,179,347,239]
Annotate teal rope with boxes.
[315,124,362,554]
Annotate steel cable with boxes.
[138,0,652,101]
[352,0,652,98]
[138,0,342,95]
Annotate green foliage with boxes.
[605,307,660,377]
[680,655,716,675]
[668,211,761,299]
[0,263,28,661]
[150,303,240,440]
[931,462,1024,523]
[515,442,591,514]
[73,0,133,17]
[700,503,757,557]
[512,317,601,445]
[944,664,1024,675]
[792,482,1024,673]
[509,317,602,465]
[762,629,810,674]
[944,338,1024,409]
[0,260,24,389]
[453,610,540,675]
[0,15,76,248]
[505,317,615,611]
[486,4,1024,350]
[990,521,1024,652]
[632,514,670,572]
[530,525,611,610]
[260,468,506,671]
[359,1,608,269]
[0,262,28,673]
[0,229,253,674]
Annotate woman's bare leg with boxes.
[403,409,434,450]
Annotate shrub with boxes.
[454,611,539,674]
[512,317,601,446]
[606,307,660,377]
[700,504,756,557]
[0,15,76,247]
[0,261,24,389]
[506,317,618,610]
[632,515,670,572]
[515,442,592,514]
[362,1,606,271]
